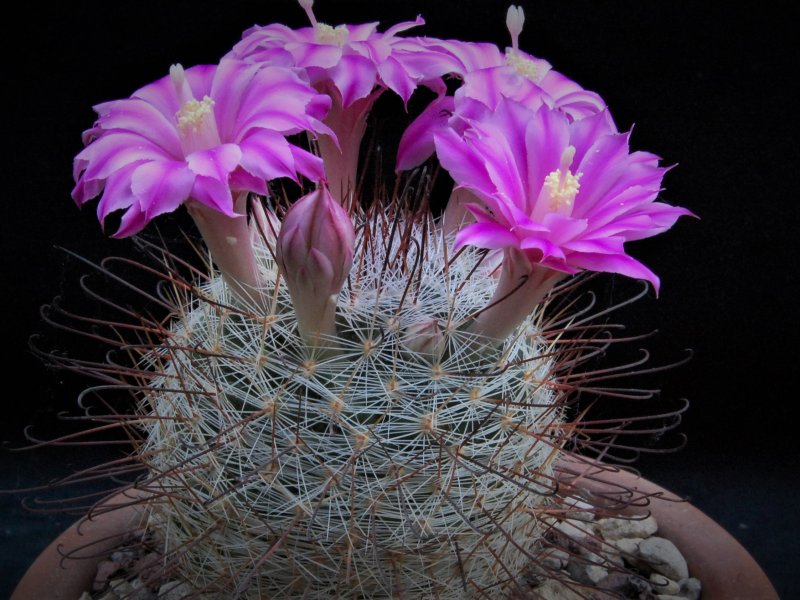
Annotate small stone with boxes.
[93,559,121,591]
[591,545,624,567]
[628,574,654,597]
[111,549,136,564]
[108,577,153,600]
[566,558,608,585]
[134,551,162,585]
[553,517,597,543]
[109,579,134,595]
[541,548,570,570]
[649,573,680,594]
[129,577,155,600]
[585,564,609,585]
[529,579,585,600]
[611,537,642,556]
[656,595,688,600]
[598,570,633,593]
[159,581,193,600]
[638,537,689,581]
[563,496,597,521]
[597,515,658,541]
[679,577,702,600]
[78,594,94,600]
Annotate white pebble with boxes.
[638,536,689,580]
[541,548,570,570]
[650,572,680,594]
[159,581,194,600]
[530,579,585,600]
[679,577,702,600]
[567,559,608,585]
[563,496,597,521]
[610,536,642,556]
[597,515,658,540]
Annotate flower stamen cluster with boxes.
[543,146,582,213]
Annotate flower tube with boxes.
[276,186,355,347]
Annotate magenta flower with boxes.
[73,59,329,237]
[500,6,607,122]
[439,99,691,288]
[72,59,331,306]
[277,186,355,346]
[435,98,693,340]
[397,5,607,174]
[229,0,434,201]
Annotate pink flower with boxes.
[397,5,607,173]
[437,99,693,294]
[228,0,434,201]
[73,59,330,237]
[277,186,355,346]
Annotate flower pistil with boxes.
[170,64,222,154]
[504,6,545,83]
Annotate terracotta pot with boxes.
[11,493,144,600]
[555,460,779,600]
[622,472,778,599]
[12,473,778,600]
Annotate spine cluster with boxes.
[139,218,564,597]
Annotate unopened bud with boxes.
[277,186,355,346]
[403,318,445,359]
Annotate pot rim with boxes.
[12,469,779,600]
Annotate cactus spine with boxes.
[139,211,566,598]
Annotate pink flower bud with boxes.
[277,186,355,346]
[402,318,445,359]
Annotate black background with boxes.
[2,1,797,596]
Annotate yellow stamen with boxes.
[505,50,544,83]
[177,96,215,133]
[543,146,582,212]
[315,23,349,46]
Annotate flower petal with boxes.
[329,54,377,107]
[130,160,196,221]
[238,130,297,182]
[92,98,183,158]
[96,161,141,223]
[454,222,519,251]
[377,55,416,104]
[229,168,268,195]
[290,146,325,182]
[74,132,171,184]
[114,203,149,238]
[433,129,496,198]
[397,96,454,171]
[190,175,237,216]
[567,252,661,293]
[186,144,242,182]
[209,59,261,142]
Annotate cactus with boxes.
[137,208,566,597]
[32,3,695,598]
